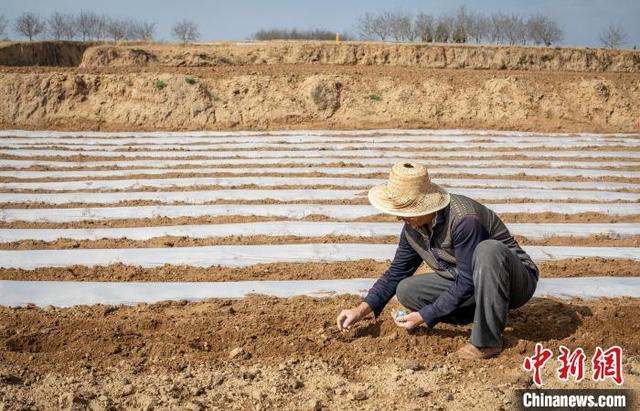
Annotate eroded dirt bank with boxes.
[1,296,639,410]
[1,67,638,133]
[1,42,639,133]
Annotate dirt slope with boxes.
[0,41,91,67]
[0,41,639,132]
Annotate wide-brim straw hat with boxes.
[368,162,450,217]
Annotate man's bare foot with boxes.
[456,343,502,360]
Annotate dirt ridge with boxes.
[76,42,640,72]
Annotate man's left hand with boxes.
[393,311,425,330]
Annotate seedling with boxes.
[154,79,167,91]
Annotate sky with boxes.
[1,0,638,47]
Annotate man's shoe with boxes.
[456,343,502,360]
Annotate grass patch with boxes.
[368,94,382,101]
[185,77,197,85]
[154,79,167,91]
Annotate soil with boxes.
[0,198,372,209]
[5,163,640,172]
[2,153,639,163]
[1,172,639,184]
[2,211,640,229]
[5,144,640,153]
[0,258,638,282]
[1,296,639,410]
[1,49,640,133]
[0,234,638,251]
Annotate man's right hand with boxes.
[336,302,373,331]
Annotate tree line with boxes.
[0,8,633,49]
[358,8,564,46]
[0,12,202,43]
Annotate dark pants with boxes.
[396,239,537,348]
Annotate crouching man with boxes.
[336,162,539,359]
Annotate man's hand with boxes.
[394,311,425,330]
[336,302,372,332]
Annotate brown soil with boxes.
[363,212,640,223]
[3,211,640,231]
[496,212,640,223]
[0,234,638,251]
[5,163,640,173]
[6,144,640,153]
[1,296,639,410]
[0,41,91,67]
[1,258,638,282]
[4,185,640,195]
[0,198,372,209]
[0,184,371,194]
[4,40,640,71]
[0,235,399,250]
[515,234,640,247]
[77,42,640,71]
[1,171,639,185]
[2,211,640,229]
[1,59,639,133]
[2,153,639,163]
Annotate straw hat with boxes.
[368,162,450,217]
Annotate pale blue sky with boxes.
[2,0,638,47]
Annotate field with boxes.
[0,128,639,410]
[1,40,639,410]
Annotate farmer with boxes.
[336,162,539,359]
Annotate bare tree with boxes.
[93,14,108,40]
[76,11,107,41]
[434,15,452,43]
[357,11,394,41]
[599,24,629,49]
[14,12,45,41]
[0,15,9,39]
[357,12,377,40]
[172,19,200,43]
[388,11,415,42]
[76,11,93,40]
[466,12,489,43]
[105,17,129,41]
[452,6,470,43]
[527,14,563,46]
[414,12,434,43]
[130,21,155,41]
[47,11,76,40]
[503,14,527,45]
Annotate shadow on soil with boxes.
[504,297,593,348]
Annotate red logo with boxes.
[557,346,586,383]
[592,346,624,385]
[523,344,623,386]
[523,343,554,386]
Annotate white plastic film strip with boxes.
[2,149,639,159]
[2,277,640,307]
[1,203,638,223]
[1,188,638,204]
[0,222,638,243]
[2,166,639,179]
[0,244,638,269]
[2,177,638,191]
[3,158,639,169]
